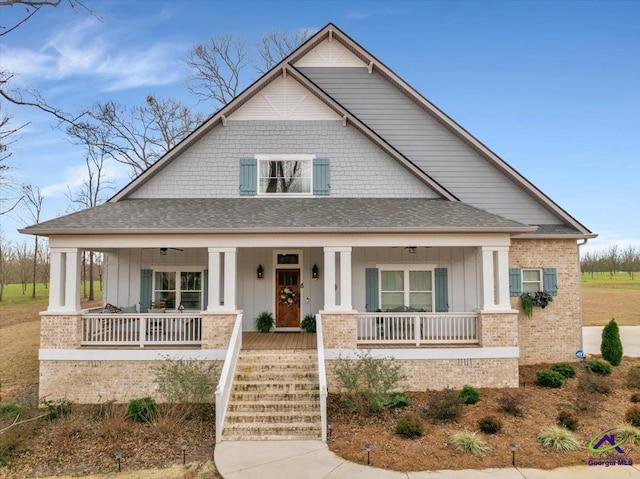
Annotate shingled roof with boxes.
[20,198,536,236]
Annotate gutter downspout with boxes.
[577,238,589,353]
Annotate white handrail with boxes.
[316,313,328,442]
[215,312,243,443]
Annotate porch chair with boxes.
[148,301,166,341]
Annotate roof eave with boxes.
[514,232,598,240]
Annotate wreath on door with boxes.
[279,287,298,305]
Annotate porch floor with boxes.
[242,332,317,350]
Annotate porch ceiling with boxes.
[21,198,538,236]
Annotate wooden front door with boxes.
[276,269,301,328]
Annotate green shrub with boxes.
[126,397,158,423]
[422,389,463,423]
[616,423,640,446]
[332,350,406,414]
[538,426,580,451]
[627,367,640,390]
[556,410,579,431]
[497,391,525,417]
[536,369,565,388]
[41,398,72,421]
[626,405,640,427]
[601,318,623,366]
[153,355,219,404]
[395,414,423,439]
[450,431,490,454]
[0,403,23,419]
[300,314,317,333]
[584,359,612,376]
[477,416,501,434]
[458,385,480,405]
[386,392,411,409]
[551,363,576,379]
[254,311,275,333]
[631,393,640,403]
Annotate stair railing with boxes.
[316,313,328,442]
[215,312,243,443]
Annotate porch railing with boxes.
[81,313,202,347]
[316,313,328,443]
[215,312,243,443]
[356,312,478,346]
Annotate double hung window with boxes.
[153,270,202,309]
[257,155,312,195]
[380,268,433,312]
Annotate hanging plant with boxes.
[520,293,534,318]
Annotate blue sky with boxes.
[1,0,639,253]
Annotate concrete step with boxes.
[222,421,321,440]
[234,370,318,381]
[231,381,318,392]
[227,400,319,413]
[225,411,321,424]
[230,390,320,402]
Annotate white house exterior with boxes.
[22,24,595,412]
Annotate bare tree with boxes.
[185,29,312,107]
[256,29,313,74]
[0,237,10,301]
[620,245,638,280]
[0,102,26,215]
[22,184,44,298]
[14,241,31,294]
[185,34,249,106]
[68,96,203,176]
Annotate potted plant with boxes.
[255,311,275,333]
[301,314,316,333]
[520,291,553,318]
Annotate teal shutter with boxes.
[140,269,152,313]
[313,158,330,196]
[543,267,558,296]
[203,269,209,310]
[434,268,448,312]
[509,268,522,296]
[239,158,257,196]
[365,268,379,312]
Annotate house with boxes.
[21,24,594,440]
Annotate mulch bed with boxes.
[327,357,639,471]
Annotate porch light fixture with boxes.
[312,264,319,280]
[510,441,518,466]
[365,443,373,465]
[160,248,168,256]
[114,450,122,472]
[257,264,264,280]
[181,441,188,465]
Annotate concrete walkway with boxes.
[582,326,640,357]
[215,440,640,478]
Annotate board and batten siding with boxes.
[129,120,438,199]
[298,67,562,225]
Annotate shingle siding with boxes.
[129,120,437,199]
[298,67,562,225]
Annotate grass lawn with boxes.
[581,272,640,326]
[0,282,102,306]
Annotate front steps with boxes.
[223,350,321,440]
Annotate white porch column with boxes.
[207,248,221,312]
[480,247,497,311]
[64,248,81,312]
[495,247,511,309]
[323,248,336,310]
[48,248,65,311]
[337,247,352,311]
[223,248,237,311]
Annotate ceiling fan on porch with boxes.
[391,246,431,253]
[143,247,185,255]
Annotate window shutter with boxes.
[239,158,257,196]
[365,268,379,312]
[140,269,153,313]
[543,267,558,296]
[313,158,330,196]
[509,268,522,296]
[435,268,449,312]
[203,269,209,310]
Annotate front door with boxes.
[275,269,301,328]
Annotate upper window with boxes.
[522,268,542,293]
[380,268,433,312]
[257,154,313,195]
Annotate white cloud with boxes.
[1,17,186,92]
[40,159,130,200]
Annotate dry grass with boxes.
[582,288,640,326]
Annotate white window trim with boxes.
[377,263,437,312]
[152,267,205,310]
[255,154,315,197]
[521,268,543,293]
